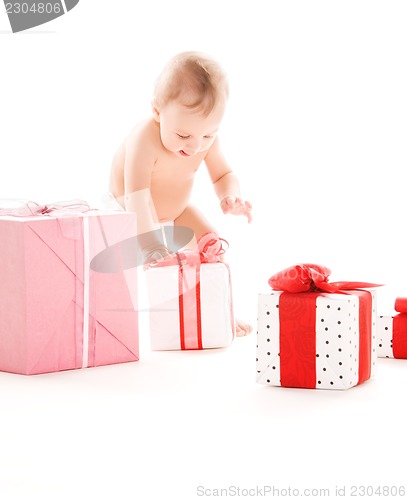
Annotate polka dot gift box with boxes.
[377,298,407,358]
[256,264,380,390]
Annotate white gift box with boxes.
[377,315,394,358]
[146,262,235,350]
[257,290,377,390]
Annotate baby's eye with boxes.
[177,134,190,139]
[203,135,214,139]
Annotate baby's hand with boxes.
[220,195,252,223]
[142,245,172,270]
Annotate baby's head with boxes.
[153,51,229,117]
[152,52,229,157]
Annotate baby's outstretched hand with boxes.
[220,195,252,223]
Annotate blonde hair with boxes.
[153,51,229,116]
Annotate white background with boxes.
[1,1,407,499]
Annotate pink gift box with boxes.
[0,211,139,375]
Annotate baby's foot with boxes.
[235,319,253,337]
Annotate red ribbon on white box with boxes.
[149,232,234,350]
[178,264,202,349]
[268,263,381,388]
[277,290,373,387]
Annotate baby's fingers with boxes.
[220,195,236,213]
[221,196,252,222]
[244,201,253,223]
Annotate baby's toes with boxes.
[235,319,253,337]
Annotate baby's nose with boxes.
[186,138,201,153]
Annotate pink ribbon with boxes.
[0,199,90,217]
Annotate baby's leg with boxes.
[173,204,216,249]
[174,205,252,337]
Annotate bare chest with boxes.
[151,150,206,184]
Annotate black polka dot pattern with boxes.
[256,293,281,386]
[257,291,377,390]
[376,315,394,358]
[315,295,359,389]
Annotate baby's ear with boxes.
[151,99,160,122]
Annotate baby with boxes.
[109,51,252,336]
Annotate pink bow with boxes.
[0,199,90,217]
[269,263,382,293]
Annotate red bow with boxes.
[148,232,227,269]
[268,263,381,293]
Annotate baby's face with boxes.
[155,100,225,158]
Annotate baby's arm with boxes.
[205,138,252,223]
[123,131,170,263]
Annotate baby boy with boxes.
[109,51,252,336]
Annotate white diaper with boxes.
[100,193,125,212]
[100,193,179,249]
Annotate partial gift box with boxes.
[146,232,235,350]
[257,264,379,390]
[377,297,407,358]
[0,200,139,375]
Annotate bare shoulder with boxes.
[125,118,160,155]
[121,118,162,190]
[204,136,226,163]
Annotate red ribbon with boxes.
[391,297,407,359]
[395,297,407,313]
[178,265,203,350]
[269,264,380,388]
[150,232,230,350]
[279,293,318,388]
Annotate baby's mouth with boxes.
[179,150,190,157]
